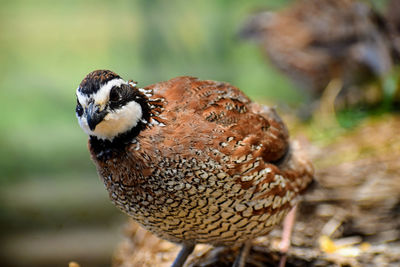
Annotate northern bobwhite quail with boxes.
[239,0,393,114]
[75,70,314,266]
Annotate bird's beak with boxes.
[86,102,107,131]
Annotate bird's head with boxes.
[76,70,147,141]
[238,11,276,42]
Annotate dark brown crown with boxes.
[78,70,121,96]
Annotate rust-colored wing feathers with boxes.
[142,77,312,204]
[144,76,289,162]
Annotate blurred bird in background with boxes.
[239,0,396,119]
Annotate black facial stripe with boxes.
[78,70,121,96]
[108,84,149,113]
[109,86,121,102]
[108,84,132,110]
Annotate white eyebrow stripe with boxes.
[76,88,89,107]
[94,78,127,105]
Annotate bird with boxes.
[239,0,394,116]
[75,69,314,267]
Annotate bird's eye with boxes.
[109,87,121,102]
[76,100,83,117]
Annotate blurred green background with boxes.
[0,0,393,266]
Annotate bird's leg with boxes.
[314,78,343,127]
[171,243,195,267]
[232,240,252,267]
[278,204,298,267]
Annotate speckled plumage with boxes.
[76,70,313,256]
